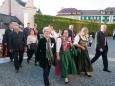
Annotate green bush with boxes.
[34,14,115,36]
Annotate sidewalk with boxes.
[0,37,115,86]
[0,53,27,64]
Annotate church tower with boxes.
[23,0,37,27]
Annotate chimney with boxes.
[9,0,11,15]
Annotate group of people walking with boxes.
[2,22,111,86]
[3,22,39,73]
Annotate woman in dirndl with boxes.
[73,27,93,77]
[56,29,77,83]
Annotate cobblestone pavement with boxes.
[0,37,115,86]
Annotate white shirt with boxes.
[27,35,37,45]
[56,38,62,52]
[50,30,57,38]
[73,34,80,45]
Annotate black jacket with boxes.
[37,37,56,68]
[23,27,31,41]
[4,28,13,44]
[9,31,26,51]
[68,29,76,40]
[96,31,108,51]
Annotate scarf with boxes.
[46,38,54,65]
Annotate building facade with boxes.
[0,0,42,27]
[57,7,115,24]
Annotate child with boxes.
[88,35,93,48]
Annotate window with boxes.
[86,17,88,20]
[101,12,105,14]
[107,12,110,14]
[97,16,100,20]
[77,12,81,14]
[72,13,77,14]
[107,17,109,20]
[90,16,93,20]
[82,17,84,20]
[94,16,96,20]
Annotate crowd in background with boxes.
[0,22,111,86]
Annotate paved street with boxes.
[0,37,115,86]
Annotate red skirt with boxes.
[55,60,62,75]
[3,47,8,57]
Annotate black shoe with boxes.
[19,65,22,68]
[45,83,50,86]
[27,60,29,63]
[103,69,111,72]
[35,63,38,66]
[15,69,19,73]
[60,76,64,78]
[78,73,80,75]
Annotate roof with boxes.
[57,7,115,16]
[81,10,101,15]
[16,0,26,6]
[103,7,115,12]
[0,23,8,29]
[58,8,81,13]
[0,13,23,29]
[0,13,23,25]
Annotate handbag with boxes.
[29,43,37,51]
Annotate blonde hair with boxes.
[81,27,88,34]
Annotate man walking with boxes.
[9,25,26,73]
[23,23,31,41]
[4,22,14,61]
[91,24,111,72]
[68,25,76,42]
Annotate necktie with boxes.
[104,34,106,46]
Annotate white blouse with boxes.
[73,34,80,45]
[27,35,37,45]
[56,38,62,52]
[50,30,57,38]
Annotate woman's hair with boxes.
[30,29,35,35]
[42,27,50,33]
[80,27,88,34]
[62,29,68,36]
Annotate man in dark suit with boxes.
[23,23,31,41]
[91,25,111,72]
[37,27,56,86]
[23,23,32,58]
[68,25,76,42]
[2,34,7,57]
[9,25,26,73]
[4,22,14,61]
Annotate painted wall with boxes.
[0,0,24,24]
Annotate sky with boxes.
[0,0,115,16]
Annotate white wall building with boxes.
[0,0,40,27]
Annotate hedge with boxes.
[34,14,115,36]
